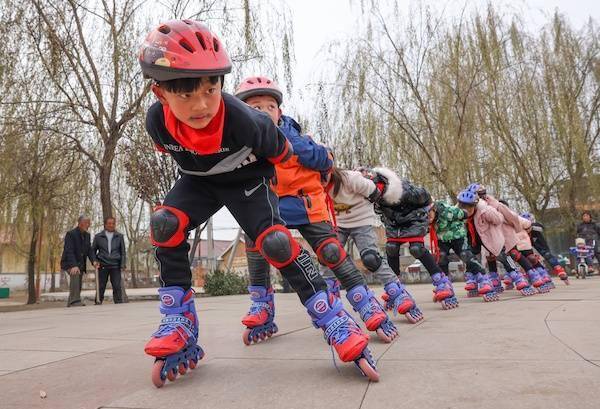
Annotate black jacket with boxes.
[377,180,432,239]
[146,93,290,183]
[60,228,96,272]
[92,230,127,268]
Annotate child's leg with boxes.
[241,234,278,345]
[320,226,351,297]
[146,175,222,386]
[497,250,536,295]
[437,240,453,275]
[507,247,545,289]
[533,242,568,282]
[385,241,402,276]
[223,177,377,372]
[297,222,398,342]
[351,225,396,286]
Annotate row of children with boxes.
[136,20,569,388]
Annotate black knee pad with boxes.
[150,206,189,247]
[360,249,382,272]
[316,238,347,268]
[526,253,539,266]
[409,242,427,259]
[385,242,401,258]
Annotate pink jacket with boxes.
[515,216,533,251]
[484,195,525,252]
[470,199,505,256]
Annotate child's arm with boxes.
[481,205,505,226]
[441,205,467,222]
[286,132,332,171]
[345,170,378,199]
[251,113,292,164]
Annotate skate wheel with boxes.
[151,360,166,388]
[188,359,197,369]
[266,331,273,338]
[166,368,177,382]
[357,358,380,382]
[253,335,260,343]
[178,362,187,375]
[375,328,393,343]
[242,329,252,346]
[259,332,267,340]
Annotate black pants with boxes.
[385,239,442,277]
[157,174,325,303]
[98,266,123,303]
[246,221,365,291]
[438,238,486,274]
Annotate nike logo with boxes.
[244,184,262,197]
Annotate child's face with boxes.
[152,78,222,129]
[245,95,281,125]
[460,204,476,217]
[428,209,436,224]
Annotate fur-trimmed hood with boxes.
[373,167,404,205]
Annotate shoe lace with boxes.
[153,314,195,340]
[248,301,271,316]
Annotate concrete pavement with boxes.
[1,278,600,409]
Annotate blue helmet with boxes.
[466,183,481,193]
[520,212,534,221]
[457,190,478,205]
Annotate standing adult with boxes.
[60,215,96,307]
[576,211,600,271]
[92,217,126,304]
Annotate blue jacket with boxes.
[273,115,333,226]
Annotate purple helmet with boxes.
[457,190,478,205]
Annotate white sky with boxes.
[205,0,598,240]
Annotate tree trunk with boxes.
[130,243,137,288]
[99,164,113,220]
[27,220,40,304]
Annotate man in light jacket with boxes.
[92,217,126,304]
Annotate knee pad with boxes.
[408,243,427,259]
[150,206,189,247]
[526,253,539,266]
[316,238,347,269]
[385,242,401,258]
[256,225,300,269]
[360,248,382,272]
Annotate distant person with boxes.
[92,217,126,304]
[60,215,96,307]
[576,211,599,271]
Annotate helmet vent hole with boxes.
[213,38,219,52]
[179,39,195,53]
[183,20,193,25]
[158,25,170,34]
[195,32,207,50]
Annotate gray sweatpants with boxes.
[322,225,397,286]
[66,271,84,306]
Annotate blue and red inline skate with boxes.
[432,272,459,309]
[306,290,380,381]
[145,287,205,388]
[465,272,499,302]
[503,270,537,296]
[381,280,424,323]
[346,285,398,343]
[241,286,278,345]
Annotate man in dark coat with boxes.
[92,217,126,304]
[60,215,96,307]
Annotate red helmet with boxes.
[235,76,283,106]
[139,20,232,81]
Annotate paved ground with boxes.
[1,278,599,409]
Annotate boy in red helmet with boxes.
[234,76,398,345]
[139,20,379,387]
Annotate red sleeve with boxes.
[154,143,167,153]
